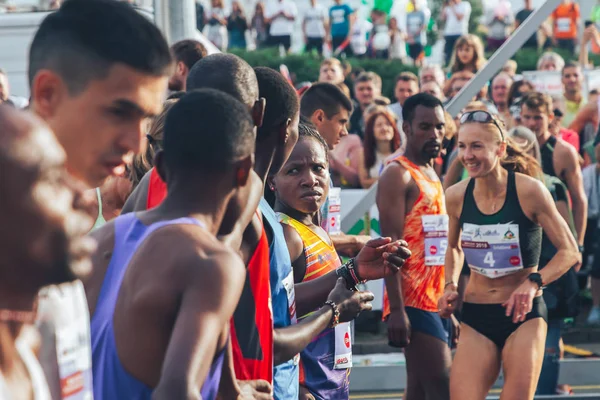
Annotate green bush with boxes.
[229,48,418,100]
[231,46,600,100]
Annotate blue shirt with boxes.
[329,4,353,38]
[260,198,299,400]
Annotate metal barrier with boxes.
[349,358,600,393]
[340,0,564,233]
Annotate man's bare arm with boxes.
[152,250,245,400]
[559,144,588,246]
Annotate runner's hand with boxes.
[450,314,460,348]
[355,238,411,280]
[438,289,458,319]
[327,278,374,322]
[387,309,411,348]
[335,234,372,258]
[237,380,273,400]
[503,279,538,323]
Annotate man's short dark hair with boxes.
[402,93,444,123]
[187,53,258,108]
[395,72,419,85]
[300,83,353,119]
[254,67,299,135]
[29,0,172,94]
[562,60,581,75]
[171,39,208,70]
[163,89,255,174]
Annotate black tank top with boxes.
[541,135,557,178]
[459,170,542,270]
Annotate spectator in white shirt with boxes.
[265,0,298,53]
[303,0,329,56]
[440,0,471,66]
[485,0,514,51]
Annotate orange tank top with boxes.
[383,156,447,316]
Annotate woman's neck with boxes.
[474,165,507,198]
[376,140,392,155]
[274,200,317,227]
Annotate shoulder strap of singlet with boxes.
[96,188,103,216]
[545,135,557,152]
[459,178,476,221]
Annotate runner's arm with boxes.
[376,163,409,312]
[152,251,245,400]
[273,307,333,365]
[560,144,588,246]
[523,177,580,285]
[120,169,151,214]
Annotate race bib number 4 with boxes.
[422,215,449,266]
[461,223,524,278]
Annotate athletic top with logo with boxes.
[552,2,580,40]
[91,213,224,400]
[382,156,447,317]
[260,198,299,400]
[459,171,542,279]
[278,213,351,400]
[230,220,274,384]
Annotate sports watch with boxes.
[527,273,543,289]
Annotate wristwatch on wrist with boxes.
[323,300,340,328]
[527,273,543,289]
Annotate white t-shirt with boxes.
[443,1,471,36]
[266,0,298,37]
[351,20,373,55]
[304,4,327,38]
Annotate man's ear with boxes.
[280,118,292,145]
[30,70,66,120]
[154,150,167,182]
[235,154,253,187]
[253,98,266,128]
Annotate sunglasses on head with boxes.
[459,110,504,140]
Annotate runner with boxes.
[0,106,95,399]
[520,92,587,254]
[27,0,172,398]
[438,110,580,399]
[273,123,371,400]
[86,89,256,399]
[377,93,454,400]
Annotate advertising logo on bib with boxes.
[509,256,521,266]
[430,245,438,255]
[504,229,516,240]
[344,332,350,348]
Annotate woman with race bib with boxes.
[438,110,580,400]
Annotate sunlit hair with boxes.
[537,51,565,71]
[522,91,553,116]
[507,126,542,166]
[363,109,401,171]
[129,99,178,189]
[449,34,486,74]
[460,113,543,180]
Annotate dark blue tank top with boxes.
[90,213,225,400]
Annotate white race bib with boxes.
[333,323,352,369]
[281,271,299,365]
[324,187,342,235]
[461,223,524,278]
[422,215,449,266]
[556,17,572,33]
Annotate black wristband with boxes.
[336,264,358,291]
